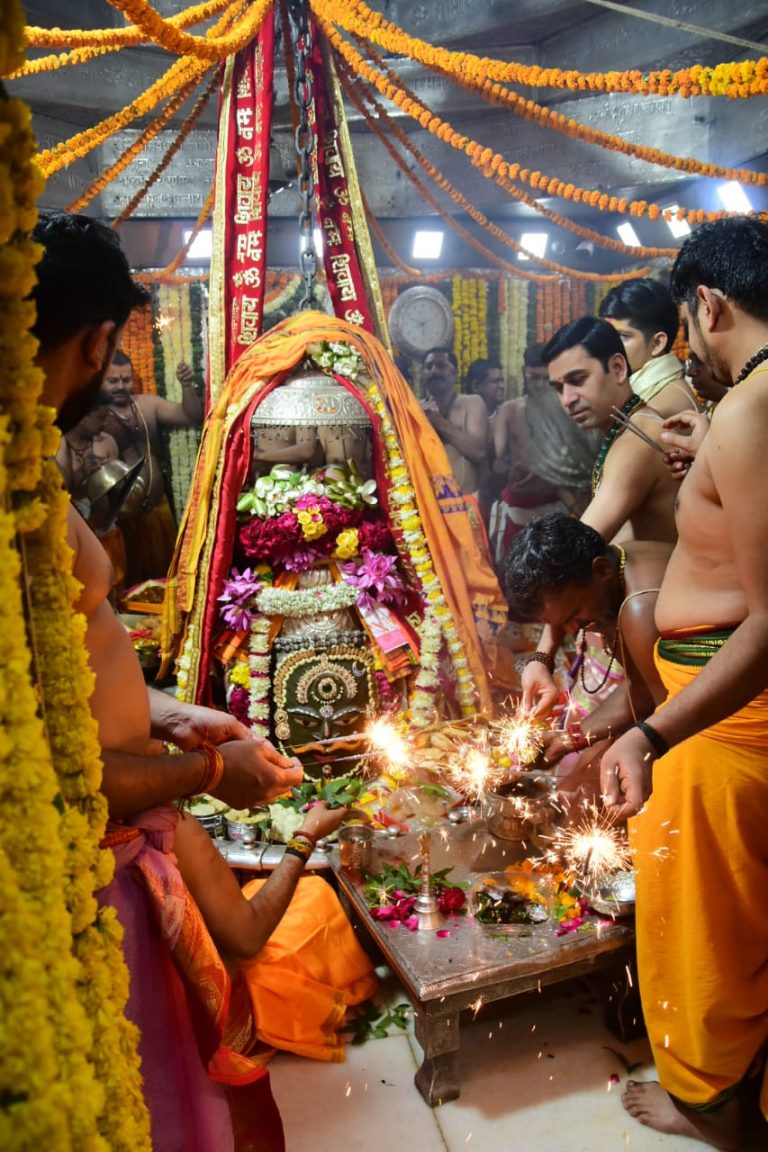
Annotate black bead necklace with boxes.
[733,342,768,388]
[579,544,627,695]
[591,394,644,496]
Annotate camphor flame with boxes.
[550,804,632,891]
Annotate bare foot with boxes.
[622,1080,742,1150]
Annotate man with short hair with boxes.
[421,345,488,496]
[32,212,303,1148]
[603,216,768,1149]
[101,349,203,585]
[504,513,671,803]
[466,356,506,418]
[599,276,695,417]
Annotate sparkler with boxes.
[447,745,508,803]
[491,704,546,767]
[366,716,413,781]
[549,804,632,892]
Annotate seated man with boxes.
[504,513,671,805]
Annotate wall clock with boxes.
[388,286,454,360]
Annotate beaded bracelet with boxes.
[523,650,555,673]
[635,719,670,759]
[185,743,224,798]
[284,836,313,863]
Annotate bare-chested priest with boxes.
[600,216,768,1151]
[32,212,302,817]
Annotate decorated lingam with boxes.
[163,314,509,777]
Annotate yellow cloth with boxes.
[162,311,508,711]
[630,649,768,1115]
[239,875,378,1062]
[629,351,683,403]
[121,493,177,587]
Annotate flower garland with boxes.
[121,302,158,394]
[498,277,529,393]
[256,581,360,616]
[25,0,232,49]
[336,52,662,276]
[315,0,768,98]
[157,282,205,519]
[346,35,676,262]
[451,276,488,381]
[9,43,119,79]
[105,0,272,63]
[328,23,745,231]
[0,18,150,1145]
[107,66,216,225]
[67,73,210,213]
[247,616,272,734]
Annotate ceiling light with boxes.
[716,181,752,213]
[412,230,444,260]
[663,206,691,239]
[617,222,641,247]
[518,232,549,261]
[183,227,212,261]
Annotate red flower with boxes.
[437,886,466,914]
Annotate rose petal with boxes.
[435,929,451,938]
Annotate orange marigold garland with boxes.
[25,0,232,49]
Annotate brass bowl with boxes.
[485,773,560,842]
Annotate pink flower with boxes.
[403,915,419,931]
[437,886,466,914]
[218,567,264,630]
[436,929,452,938]
[340,548,406,608]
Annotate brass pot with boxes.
[485,774,558,842]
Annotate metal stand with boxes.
[414,830,446,931]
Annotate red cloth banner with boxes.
[310,27,375,333]
[218,16,274,374]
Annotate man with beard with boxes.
[32,213,304,1149]
[101,348,203,585]
[602,216,768,1149]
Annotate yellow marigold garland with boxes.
[314,0,768,98]
[9,43,118,79]
[66,73,210,212]
[121,305,158,394]
[1,8,151,1145]
[25,0,232,49]
[337,55,654,281]
[104,0,272,63]
[112,68,219,225]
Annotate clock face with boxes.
[388,288,454,358]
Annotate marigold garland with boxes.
[9,43,119,79]
[66,73,210,212]
[337,55,654,282]
[104,0,272,63]
[314,0,768,99]
[1,8,151,1144]
[326,21,742,234]
[349,34,677,261]
[25,0,232,49]
[111,68,219,225]
[121,304,158,394]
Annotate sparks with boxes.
[449,745,506,803]
[367,716,412,768]
[550,805,632,891]
[492,705,546,767]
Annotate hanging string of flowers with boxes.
[136,184,214,283]
[498,277,529,394]
[348,34,689,260]
[157,283,204,520]
[314,0,768,98]
[326,19,748,231]
[111,68,219,225]
[0,7,151,1144]
[36,53,209,177]
[92,0,272,63]
[9,43,119,79]
[25,0,232,49]
[361,187,422,277]
[337,55,656,281]
[121,304,158,394]
[66,72,211,212]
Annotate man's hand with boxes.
[521,661,561,717]
[149,693,252,750]
[176,361,195,388]
[599,726,656,820]
[300,800,348,842]
[540,727,585,766]
[213,739,304,808]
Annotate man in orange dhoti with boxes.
[601,217,768,1149]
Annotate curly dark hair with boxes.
[503,513,608,621]
[669,216,768,323]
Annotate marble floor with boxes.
[270,967,766,1152]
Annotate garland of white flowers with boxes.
[247,616,272,734]
[256,581,360,616]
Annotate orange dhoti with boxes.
[630,646,768,1117]
[240,875,378,1062]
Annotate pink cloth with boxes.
[99,808,235,1152]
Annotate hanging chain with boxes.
[289,0,317,309]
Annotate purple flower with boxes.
[218,566,264,630]
[220,603,255,631]
[281,545,322,573]
[340,548,406,607]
